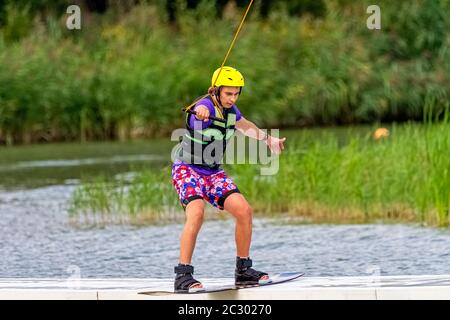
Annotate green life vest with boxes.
[177,97,237,169]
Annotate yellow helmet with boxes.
[211,66,245,88]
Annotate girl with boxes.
[172,66,286,292]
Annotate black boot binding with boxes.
[235,257,269,286]
[174,264,203,293]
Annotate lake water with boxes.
[1,130,449,279]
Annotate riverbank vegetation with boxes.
[69,115,450,227]
[1,0,449,144]
[2,1,449,227]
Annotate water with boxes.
[1,132,449,279]
[0,126,378,190]
[0,140,172,190]
[1,184,450,278]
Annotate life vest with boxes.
[177,96,237,170]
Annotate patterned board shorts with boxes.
[171,163,240,210]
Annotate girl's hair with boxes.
[208,86,218,96]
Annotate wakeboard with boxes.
[139,272,304,295]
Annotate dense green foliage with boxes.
[1,0,449,144]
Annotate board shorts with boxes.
[171,163,240,210]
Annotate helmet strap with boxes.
[215,87,222,107]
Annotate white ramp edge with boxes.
[0,275,449,300]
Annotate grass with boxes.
[69,170,180,226]
[69,119,450,227]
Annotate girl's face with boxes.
[219,86,240,108]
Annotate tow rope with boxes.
[181,0,254,120]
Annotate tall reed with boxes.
[70,119,450,227]
[1,1,449,144]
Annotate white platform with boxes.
[1,275,450,300]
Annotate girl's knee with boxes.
[236,204,253,223]
[186,208,204,224]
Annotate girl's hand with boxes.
[266,136,286,155]
[195,105,210,122]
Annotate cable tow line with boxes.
[181,0,254,122]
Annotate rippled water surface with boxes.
[1,185,450,279]
[1,137,449,279]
